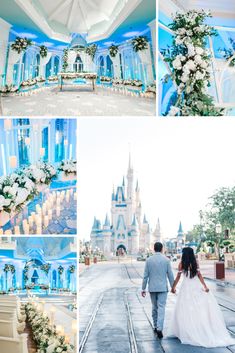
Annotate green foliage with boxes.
[62,48,69,72]
[85,44,97,60]
[132,36,148,52]
[109,44,119,58]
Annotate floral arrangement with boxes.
[40,263,51,274]
[62,48,69,72]
[20,78,37,87]
[58,160,77,175]
[132,36,148,52]
[85,44,97,60]
[3,264,15,274]
[48,76,58,82]
[0,85,19,94]
[36,76,46,83]
[220,38,235,66]
[109,44,119,58]
[100,76,112,82]
[123,79,143,87]
[58,265,64,275]
[59,72,97,80]
[25,302,74,353]
[40,45,48,58]
[11,37,32,54]
[0,173,37,213]
[145,82,156,94]
[112,78,124,85]
[162,10,224,116]
[68,265,75,273]
[25,162,56,186]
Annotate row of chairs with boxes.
[0,295,28,353]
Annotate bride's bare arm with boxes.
[197,271,209,292]
[171,262,182,292]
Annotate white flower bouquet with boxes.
[48,76,59,82]
[112,78,124,85]
[25,162,56,186]
[58,160,77,177]
[11,37,32,54]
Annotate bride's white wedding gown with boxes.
[167,272,235,348]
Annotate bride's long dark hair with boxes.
[181,247,197,278]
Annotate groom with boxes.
[141,242,175,339]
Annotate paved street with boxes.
[79,259,235,353]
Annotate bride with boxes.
[167,247,235,348]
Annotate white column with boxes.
[67,50,77,71]
[111,55,121,78]
[138,43,154,85]
[148,19,156,66]
[39,53,52,77]
[0,18,11,87]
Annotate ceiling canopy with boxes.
[13,0,143,43]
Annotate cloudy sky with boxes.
[79,117,235,241]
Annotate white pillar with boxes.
[111,55,121,78]
[148,19,156,66]
[138,43,154,85]
[39,53,52,77]
[0,18,11,87]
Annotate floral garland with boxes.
[25,302,74,353]
[48,76,58,82]
[40,263,51,275]
[23,264,29,283]
[58,160,77,175]
[123,79,143,87]
[40,45,48,58]
[3,264,15,274]
[68,265,75,273]
[132,36,148,52]
[162,10,224,116]
[58,265,64,275]
[11,37,32,54]
[220,38,235,66]
[85,44,97,60]
[109,44,119,58]
[62,48,69,72]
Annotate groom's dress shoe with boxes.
[156,330,163,339]
[153,328,158,334]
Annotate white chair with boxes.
[0,333,28,353]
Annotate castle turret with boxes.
[177,221,184,253]
[153,218,161,243]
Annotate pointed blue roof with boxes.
[143,214,148,224]
[132,214,137,227]
[122,176,125,186]
[104,214,110,227]
[117,215,126,230]
[178,221,183,234]
[92,217,97,229]
[115,186,125,201]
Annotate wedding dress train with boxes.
[167,273,235,348]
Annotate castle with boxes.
[90,156,161,256]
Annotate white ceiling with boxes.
[160,0,235,21]
[14,0,142,43]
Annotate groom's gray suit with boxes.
[142,252,174,331]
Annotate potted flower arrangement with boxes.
[11,37,32,54]
[40,263,51,275]
[0,84,19,96]
[58,265,64,275]
[62,48,69,72]
[58,160,77,181]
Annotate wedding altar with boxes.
[58,72,98,92]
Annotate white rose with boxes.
[185,60,196,71]
[195,47,204,55]
[175,37,183,45]
[172,58,182,70]
[187,44,195,57]
[15,187,29,206]
[194,55,202,64]
[56,348,63,353]
[168,106,180,116]
[195,71,205,80]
